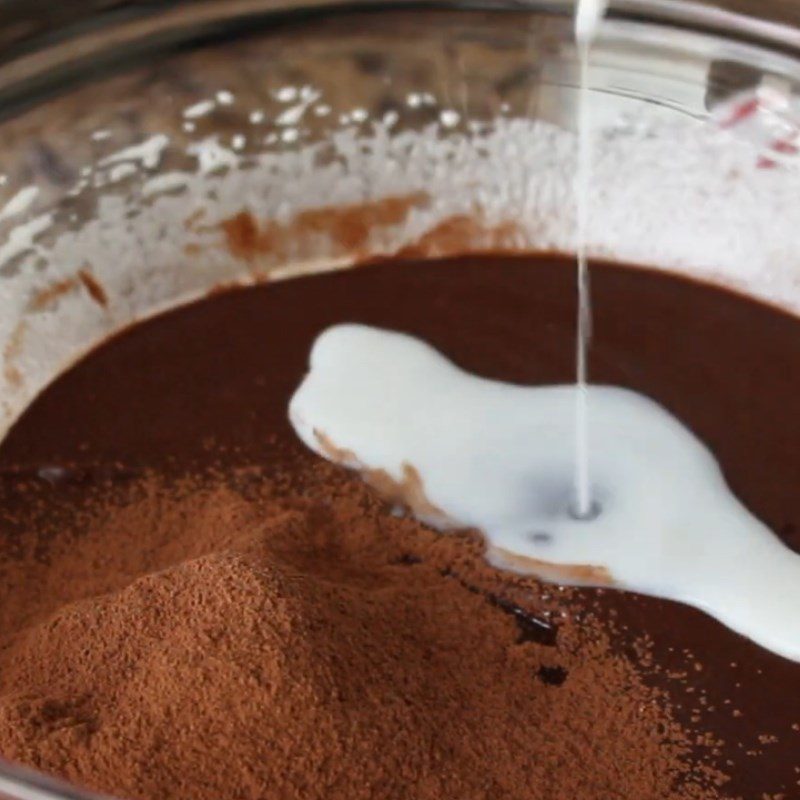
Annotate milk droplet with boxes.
[289,324,800,663]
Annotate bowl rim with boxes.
[0,0,798,122]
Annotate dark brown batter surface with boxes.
[0,255,799,799]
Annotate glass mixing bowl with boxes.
[0,1,799,798]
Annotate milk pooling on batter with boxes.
[289,324,800,663]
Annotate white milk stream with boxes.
[289,324,800,662]
[572,0,608,517]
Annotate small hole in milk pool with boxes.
[568,499,602,522]
[527,531,553,545]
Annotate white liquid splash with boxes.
[290,324,800,663]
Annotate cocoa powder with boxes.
[0,462,728,800]
[4,253,796,798]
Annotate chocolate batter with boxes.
[1,254,799,798]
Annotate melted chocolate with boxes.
[1,255,799,795]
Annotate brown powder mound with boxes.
[0,464,728,800]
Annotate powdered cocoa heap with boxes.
[7,253,799,799]
[0,466,724,800]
